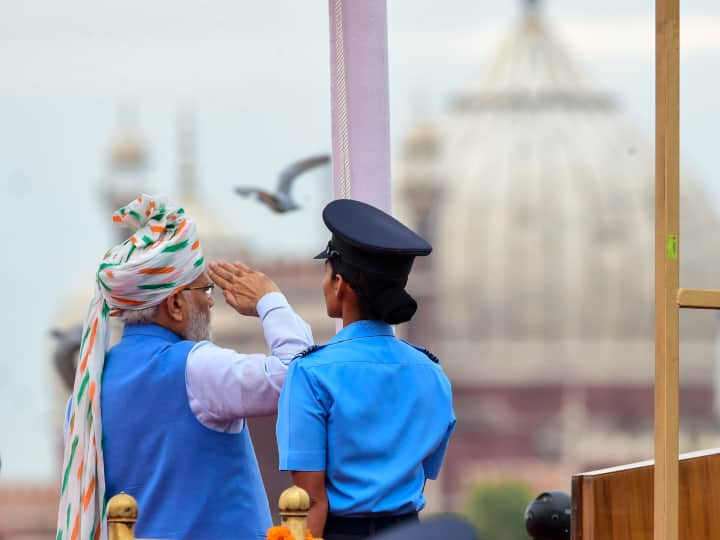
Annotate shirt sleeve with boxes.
[423,416,456,480]
[277,361,328,471]
[186,292,314,422]
[256,292,314,362]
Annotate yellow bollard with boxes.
[107,486,317,540]
[279,485,312,540]
[106,492,138,540]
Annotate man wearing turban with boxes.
[57,194,313,540]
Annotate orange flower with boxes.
[267,526,294,540]
[266,525,317,540]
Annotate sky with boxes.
[1,0,719,483]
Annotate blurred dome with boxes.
[395,6,720,382]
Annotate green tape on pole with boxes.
[666,234,678,260]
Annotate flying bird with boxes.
[235,154,330,213]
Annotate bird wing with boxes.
[235,186,286,212]
[277,154,331,196]
[235,186,262,197]
[257,191,281,209]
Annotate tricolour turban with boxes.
[56,194,205,540]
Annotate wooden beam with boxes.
[654,0,680,539]
[677,288,720,309]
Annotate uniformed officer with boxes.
[276,199,456,540]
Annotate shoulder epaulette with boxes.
[293,344,326,360]
[402,341,440,364]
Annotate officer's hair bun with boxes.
[330,257,417,324]
[375,288,417,325]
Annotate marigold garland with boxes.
[266,525,317,540]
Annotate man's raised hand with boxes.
[208,260,280,316]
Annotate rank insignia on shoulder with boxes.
[293,344,324,359]
[421,348,440,364]
[403,341,440,364]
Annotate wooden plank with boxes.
[677,288,720,309]
[654,0,680,540]
[571,449,720,540]
[571,475,584,540]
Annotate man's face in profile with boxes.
[182,273,214,341]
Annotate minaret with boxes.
[526,0,541,13]
[176,106,198,203]
[103,105,148,242]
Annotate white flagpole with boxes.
[327,0,392,214]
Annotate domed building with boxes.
[8,5,720,536]
[396,2,720,506]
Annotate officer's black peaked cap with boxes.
[314,199,432,278]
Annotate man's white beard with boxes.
[185,307,212,342]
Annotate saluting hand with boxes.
[207,260,280,317]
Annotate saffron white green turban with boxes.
[56,194,205,540]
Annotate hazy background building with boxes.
[2,0,720,538]
[396,3,720,509]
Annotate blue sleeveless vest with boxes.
[101,324,272,540]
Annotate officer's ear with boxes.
[335,274,360,305]
[334,273,348,299]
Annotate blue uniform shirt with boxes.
[277,320,455,516]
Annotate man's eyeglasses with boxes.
[183,283,215,298]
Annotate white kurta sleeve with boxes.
[186,292,314,426]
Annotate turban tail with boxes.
[56,194,205,540]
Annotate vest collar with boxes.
[122,323,184,343]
